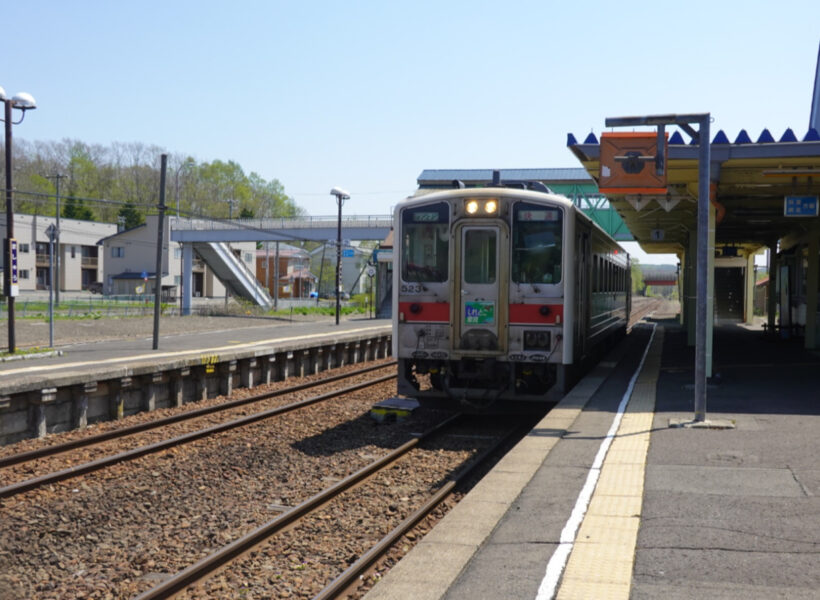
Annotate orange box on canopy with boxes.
[599,132,667,194]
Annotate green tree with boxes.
[117,202,144,230]
[62,196,95,221]
[630,258,644,296]
[9,138,304,223]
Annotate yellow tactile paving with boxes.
[556,579,631,600]
[603,446,650,465]
[561,549,635,584]
[575,515,640,546]
[607,435,650,454]
[586,493,643,517]
[595,463,646,496]
[555,328,663,600]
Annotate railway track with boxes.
[1,373,508,599]
[0,361,397,498]
[133,414,523,600]
[628,296,664,330]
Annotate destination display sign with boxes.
[464,301,495,325]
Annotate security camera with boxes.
[330,186,350,199]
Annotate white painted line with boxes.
[1,326,388,376]
[535,323,657,600]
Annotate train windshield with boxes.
[511,202,563,284]
[401,202,449,282]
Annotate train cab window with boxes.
[511,202,562,284]
[401,202,449,282]
[463,229,497,283]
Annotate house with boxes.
[0,213,117,292]
[255,243,316,298]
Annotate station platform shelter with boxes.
[567,120,820,377]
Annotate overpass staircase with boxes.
[192,242,274,309]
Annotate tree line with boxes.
[4,139,303,228]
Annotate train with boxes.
[392,180,630,410]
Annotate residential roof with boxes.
[96,223,146,245]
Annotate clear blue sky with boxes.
[5,1,820,263]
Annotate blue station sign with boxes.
[784,195,819,217]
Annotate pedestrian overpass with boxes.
[169,216,392,314]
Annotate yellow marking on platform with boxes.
[587,493,643,517]
[0,325,387,375]
[596,464,645,496]
[557,580,631,600]
[556,328,664,600]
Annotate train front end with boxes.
[393,188,571,409]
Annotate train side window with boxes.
[401,203,449,282]
[593,256,599,292]
[511,202,562,284]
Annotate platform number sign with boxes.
[784,196,819,217]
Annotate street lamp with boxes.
[1,86,37,354]
[174,159,194,218]
[330,186,349,325]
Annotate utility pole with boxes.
[45,173,66,306]
[153,154,168,350]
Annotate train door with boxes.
[453,223,508,354]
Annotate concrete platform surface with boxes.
[364,319,820,599]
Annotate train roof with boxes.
[396,187,627,256]
[400,186,575,210]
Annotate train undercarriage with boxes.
[398,357,564,411]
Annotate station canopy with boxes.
[567,127,820,256]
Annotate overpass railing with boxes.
[171,215,393,232]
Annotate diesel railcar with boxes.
[392,184,630,409]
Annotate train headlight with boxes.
[465,199,499,216]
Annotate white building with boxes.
[98,215,258,299]
[0,214,117,292]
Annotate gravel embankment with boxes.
[0,366,493,600]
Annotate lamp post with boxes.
[174,160,193,314]
[330,187,349,325]
[174,159,194,218]
[1,86,37,354]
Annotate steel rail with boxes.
[0,361,396,469]
[313,425,524,600]
[133,413,463,600]
[0,373,396,499]
[627,297,663,332]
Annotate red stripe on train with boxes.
[398,301,450,322]
[509,303,564,324]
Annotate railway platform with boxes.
[365,316,820,599]
[0,317,392,445]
